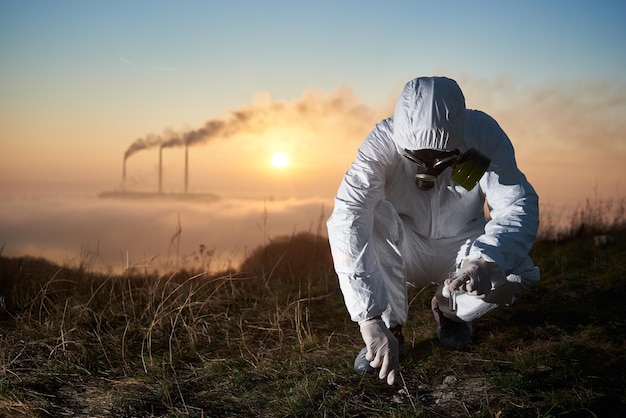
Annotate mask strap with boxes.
[403,149,459,168]
[403,150,426,167]
[433,150,460,169]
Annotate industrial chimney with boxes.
[184,143,189,194]
[159,146,163,194]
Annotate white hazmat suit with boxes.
[326,77,539,381]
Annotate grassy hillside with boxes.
[1,225,625,416]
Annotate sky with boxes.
[1,0,625,272]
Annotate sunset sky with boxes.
[1,1,625,272]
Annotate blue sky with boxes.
[3,0,624,108]
[1,0,625,199]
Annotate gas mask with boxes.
[403,148,490,191]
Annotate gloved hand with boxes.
[359,318,399,385]
[447,258,504,298]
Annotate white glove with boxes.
[447,259,504,299]
[359,318,399,385]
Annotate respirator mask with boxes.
[403,148,490,191]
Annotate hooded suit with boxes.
[327,77,539,325]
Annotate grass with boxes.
[1,200,625,417]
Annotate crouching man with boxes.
[326,76,540,385]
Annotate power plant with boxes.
[103,94,281,202]
[100,144,218,203]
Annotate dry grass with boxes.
[537,196,626,242]
[1,200,625,417]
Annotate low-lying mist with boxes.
[0,193,332,275]
[3,187,624,277]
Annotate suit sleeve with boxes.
[326,119,397,322]
[466,112,540,286]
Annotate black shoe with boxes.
[390,324,405,354]
[431,296,473,349]
[354,346,376,374]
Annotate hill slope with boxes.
[1,230,625,417]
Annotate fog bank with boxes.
[0,194,332,275]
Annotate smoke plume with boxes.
[124,133,162,160]
[123,87,381,159]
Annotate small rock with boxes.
[442,375,458,386]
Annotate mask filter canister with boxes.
[451,148,491,191]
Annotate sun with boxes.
[270,152,290,169]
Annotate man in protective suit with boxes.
[326,76,539,385]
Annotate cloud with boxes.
[459,75,626,158]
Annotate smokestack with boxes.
[159,146,163,194]
[185,143,189,194]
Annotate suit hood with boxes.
[392,77,466,152]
